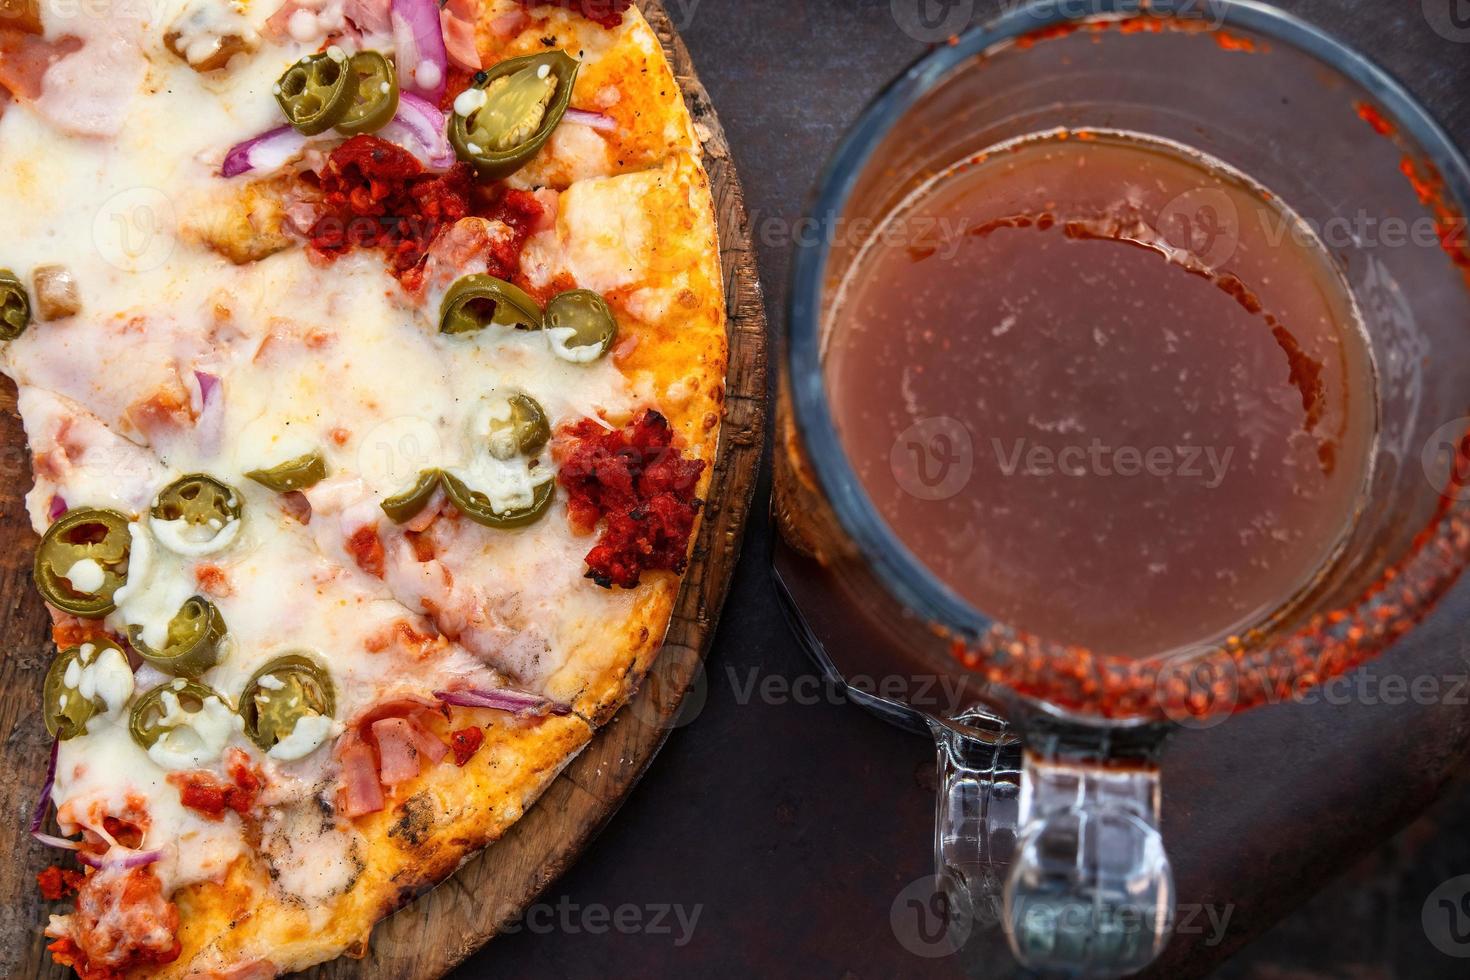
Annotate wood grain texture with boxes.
[0,1,766,976]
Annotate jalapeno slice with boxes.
[485,393,550,461]
[440,274,542,335]
[274,50,353,136]
[127,596,227,678]
[44,644,106,740]
[239,654,336,753]
[449,50,580,179]
[246,451,327,492]
[544,289,617,363]
[442,471,554,529]
[381,468,444,524]
[150,474,242,555]
[0,269,31,341]
[129,680,227,752]
[33,508,132,617]
[336,50,399,136]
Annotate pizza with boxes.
[0,0,726,975]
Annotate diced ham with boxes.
[372,717,423,785]
[404,716,449,764]
[336,737,385,817]
[0,30,79,101]
[487,7,527,37]
[440,0,480,70]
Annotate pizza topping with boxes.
[129,681,241,770]
[390,0,449,102]
[444,727,481,766]
[32,264,81,321]
[163,0,258,73]
[433,686,570,716]
[484,392,551,461]
[372,715,446,784]
[239,653,338,758]
[442,469,554,529]
[449,50,579,179]
[37,865,87,901]
[380,89,457,169]
[308,134,474,282]
[0,268,29,339]
[274,49,354,136]
[221,125,310,179]
[45,640,134,741]
[34,509,133,618]
[46,864,181,976]
[247,450,328,492]
[439,272,542,333]
[336,735,385,817]
[1,0,41,34]
[336,50,400,136]
[544,288,617,363]
[555,410,705,588]
[511,0,632,29]
[347,523,387,576]
[149,475,243,557]
[126,596,227,678]
[381,469,444,524]
[168,749,261,819]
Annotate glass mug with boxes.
[774,0,1470,974]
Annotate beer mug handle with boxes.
[1004,735,1174,977]
[930,707,1024,929]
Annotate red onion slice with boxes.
[391,0,448,103]
[564,108,617,133]
[47,495,67,521]
[29,738,58,834]
[380,91,455,170]
[221,125,310,179]
[194,370,220,403]
[77,847,163,870]
[434,688,572,716]
[32,832,81,851]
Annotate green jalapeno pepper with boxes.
[486,393,550,461]
[246,451,327,492]
[449,50,580,179]
[151,474,242,555]
[0,269,31,341]
[440,274,542,335]
[544,289,617,362]
[238,654,335,753]
[33,508,132,617]
[274,50,353,136]
[380,468,444,524]
[336,50,399,136]
[127,596,227,678]
[43,643,120,740]
[442,470,554,530]
[129,680,227,752]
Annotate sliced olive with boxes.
[442,470,554,530]
[274,50,353,136]
[43,643,119,740]
[33,508,132,618]
[440,274,542,335]
[127,596,226,678]
[449,50,580,179]
[0,269,31,340]
[129,680,226,752]
[239,654,335,753]
[336,50,399,136]
[151,474,242,555]
[380,468,443,524]
[544,289,617,362]
[486,393,550,461]
[247,451,327,492]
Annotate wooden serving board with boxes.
[0,1,768,975]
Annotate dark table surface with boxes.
[452,2,1470,977]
